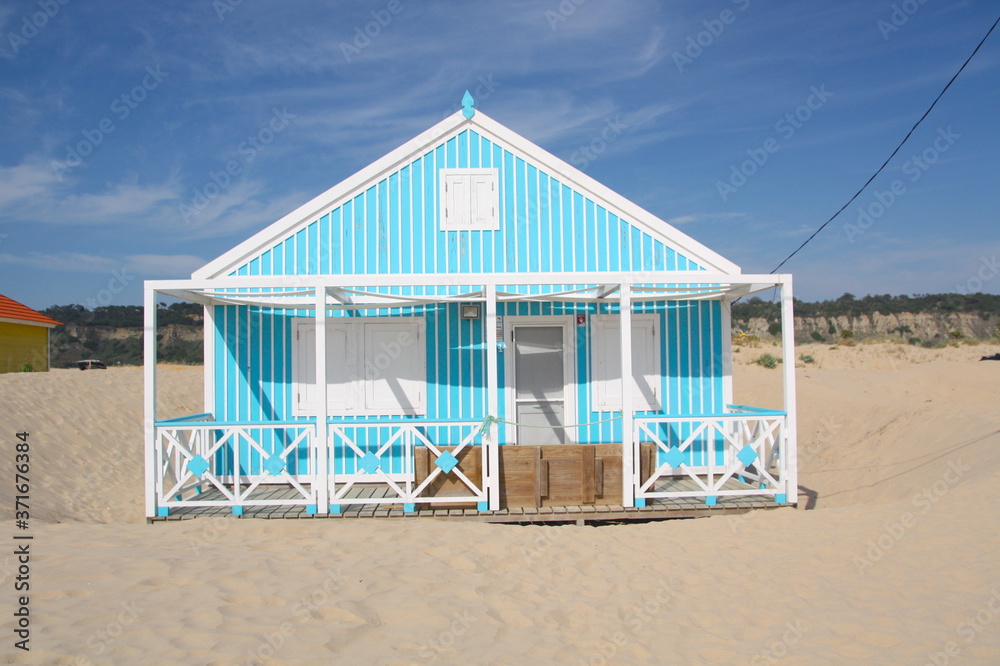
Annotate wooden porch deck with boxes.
[149,478,785,525]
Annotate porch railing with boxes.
[153,416,495,515]
[151,408,789,515]
[154,416,319,516]
[632,405,789,505]
[329,419,491,512]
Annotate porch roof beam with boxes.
[596,284,620,299]
[327,287,353,306]
[722,283,780,300]
[146,272,790,308]
[147,271,790,291]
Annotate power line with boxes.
[769,13,1000,275]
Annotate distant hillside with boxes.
[733,293,1000,345]
[35,293,1000,368]
[44,304,203,368]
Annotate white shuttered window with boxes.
[293,317,425,416]
[591,314,660,411]
[441,168,499,230]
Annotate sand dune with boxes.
[1,343,999,664]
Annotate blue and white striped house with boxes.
[144,93,798,520]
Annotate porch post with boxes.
[620,283,636,507]
[485,283,500,510]
[779,277,798,504]
[314,286,330,515]
[143,285,158,518]
[202,303,216,415]
[720,297,734,405]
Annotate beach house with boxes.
[144,93,798,521]
[0,293,61,373]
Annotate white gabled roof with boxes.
[193,107,739,279]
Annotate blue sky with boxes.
[1,0,998,310]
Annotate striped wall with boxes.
[211,298,723,470]
[210,127,728,472]
[229,129,703,278]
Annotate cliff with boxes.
[50,324,203,367]
[738,311,998,344]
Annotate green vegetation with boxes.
[44,303,203,367]
[799,354,814,364]
[810,331,824,342]
[17,363,33,373]
[43,302,202,327]
[733,292,1000,323]
[753,353,779,369]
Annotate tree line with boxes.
[731,292,1000,323]
[43,302,203,328]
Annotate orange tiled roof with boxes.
[0,294,62,327]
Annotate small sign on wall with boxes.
[576,314,586,327]
[496,316,504,341]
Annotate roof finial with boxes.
[461,90,475,119]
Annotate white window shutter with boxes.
[325,322,354,411]
[363,321,425,414]
[593,315,660,411]
[444,173,471,229]
[296,322,318,412]
[471,173,494,228]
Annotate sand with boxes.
[1,343,999,664]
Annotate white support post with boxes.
[485,283,500,510]
[620,283,636,507]
[720,298,734,408]
[779,277,798,504]
[203,304,215,416]
[314,287,330,515]
[143,285,158,518]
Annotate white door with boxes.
[509,318,574,445]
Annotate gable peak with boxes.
[461,90,475,119]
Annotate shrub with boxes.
[17,363,33,372]
[907,337,921,346]
[799,354,814,364]
[754,353,779,369]
[768,321,781,337]
[734,334,761,348]
[810,331,824,342]
[828,323,837,335]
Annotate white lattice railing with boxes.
[633,406,789,505]
[154,416,319,516]
[329,420,492,512]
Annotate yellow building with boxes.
[0,293,62,373]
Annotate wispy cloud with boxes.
[0,251,206,277]
[664,212,747,226]
[0,251,119,273]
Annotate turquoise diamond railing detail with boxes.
[435,450,460,474]
[263,455,286,476]
[736,445,759,468]
[186,454,210,478]
[359,452,381,475]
